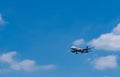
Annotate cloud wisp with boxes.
[92,55,118,70]
[72,39,85,46]
[0,52,56,73]
[104,76,110,77]
[0,14,7,25]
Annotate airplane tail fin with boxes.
[86,46,95,49]
[86,46,89,48]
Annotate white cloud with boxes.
[89,24,120,51]
[0,14,7,25]
[0,52,56,72]
[93,55,117,70]
[0,52,16,63]
[73,24,120,51]
[11,59,39,72]
[72,39,85,46]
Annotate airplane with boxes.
[71,46,94,54]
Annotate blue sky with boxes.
[0,0,120,77]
